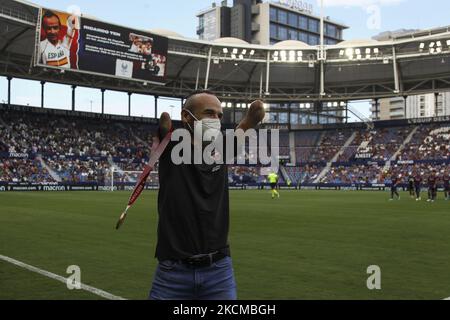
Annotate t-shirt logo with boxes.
[48,49,66,60]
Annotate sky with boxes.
[2,0,450,121]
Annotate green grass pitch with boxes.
[0,190,449,300]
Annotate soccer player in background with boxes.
[408,173,415,199]
[390,174,401,201]
[414,171,423,201]
[40,11,78,68]
[442,170,449,201]
[427,170,438,202]
[268,171,280,199]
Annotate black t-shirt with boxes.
[414,176,422,187]
[428,176,437,188]
[155,141,230,261]
[444,176,449,187]
[391,177,399,186]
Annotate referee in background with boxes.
[149,91,265,300]
[268,171,280,199]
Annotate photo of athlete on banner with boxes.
[141,54,166,77]
[129,33,153,55]
[36,7,168,83]
[39,9,80,69]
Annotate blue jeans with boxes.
[149,256,237,300]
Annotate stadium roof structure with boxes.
[2,0,450,103]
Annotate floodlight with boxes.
[345,48,353,58]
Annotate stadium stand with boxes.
[308,129,354,163]
[0,158,55,183]
[321,163,383,184]
[0,105,448,187]
[400,123,450,161]
[228,166,260,184]
[0,109,154,159]
[0,106,158,185]
[294,131,322,164]
[284,165,323,185]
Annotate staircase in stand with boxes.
[313,131,358,183]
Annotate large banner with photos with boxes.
[35,8,168,84]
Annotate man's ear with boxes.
[181,109,191,125]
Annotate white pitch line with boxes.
[0,254,126,300]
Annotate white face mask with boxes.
[185,110,222,142]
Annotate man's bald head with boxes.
[182,91,223,123]
[184,91,220,111]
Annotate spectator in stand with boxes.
[0,159,55,183]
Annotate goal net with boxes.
[107,167,159,191]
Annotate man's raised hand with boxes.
[158,112,172,140]
[237,100,265,131]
